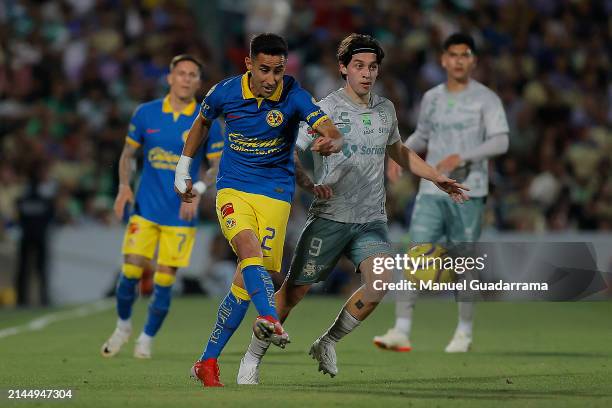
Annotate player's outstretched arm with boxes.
[293,151,332,199]
[310,119,343,156]
[175,114,212,202]
[387,141,469,203]
[114,142,139,219]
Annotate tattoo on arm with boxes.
[355,300,365,309]
[118,143,138,186]
[294,151,314,191]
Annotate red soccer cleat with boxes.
[191,358,224,387]
[253,315,290,348]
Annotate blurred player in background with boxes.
[374,33,509,353]
[174,33,343,387]
[237,33,469,383]
[101,55,223,359]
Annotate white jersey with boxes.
[409,80,509,197]
[296,89,401,223]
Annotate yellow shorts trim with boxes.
[122,264,143,279]
[122,215,196,268]
[154,271,176,287]
[239,257,264,270]
[216,189,290,273]
[230,284,251,301]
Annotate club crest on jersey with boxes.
[361,113,372,127]
[266,110,284,127]
[221,203,234,218]
[225,217,236,230]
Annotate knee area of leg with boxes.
[122,264,143,279]
[239,257,264,273]
[153,271,176,287]
[230,283,251,301]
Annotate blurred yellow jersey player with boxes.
[174,33,343,387]
[101,55,223,360]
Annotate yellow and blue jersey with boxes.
[201,72,328,203]
[126,95,224,227]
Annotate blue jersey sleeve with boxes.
[205,119,224,160]
[126,105,146,147]
[200,82,224,121]
[292,86,329,129]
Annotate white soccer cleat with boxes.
[309,337,338,377]
[237,357,260,385]
[445,331,472,353]
[101,326,131,357]
[133,337,152,359]
[373,328,413,352]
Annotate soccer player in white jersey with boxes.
[236,33,469,383]
[374,33,509,353]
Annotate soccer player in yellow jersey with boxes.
[101,55,222,359]
[174,33,343,386]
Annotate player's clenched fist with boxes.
[311,136,342,156]
[313,184,333,199]
[113,184,134,219]
[174,155,195,202]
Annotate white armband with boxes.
[174,155,192,193]
[192,181,207,195]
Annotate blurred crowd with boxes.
[0,0,610,235]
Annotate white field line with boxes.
[0,299,114,339]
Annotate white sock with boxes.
[117,318,131,332]
[137,332,153,344]
[394,317,412,337]
[322,308,361,343]
[456,319,473,336]
[457,302,474,335]
[244,334,270,365]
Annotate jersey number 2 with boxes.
[261,227,276,251]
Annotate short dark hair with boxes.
[249,33,288,58]
[336,33,385,79]
[443,33,477,54]
[170,54,203,75]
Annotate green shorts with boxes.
[409,194,484,243]
[288,215,393,285]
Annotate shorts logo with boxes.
[266,110,284,127]
[128,222,139,234]
[221,203,234,218]
[225,217,236,229]
[302,259,317,277]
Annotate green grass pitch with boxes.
[1,297,611,407]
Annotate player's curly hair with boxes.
[250,33,288,58]
[336,33,385,79]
